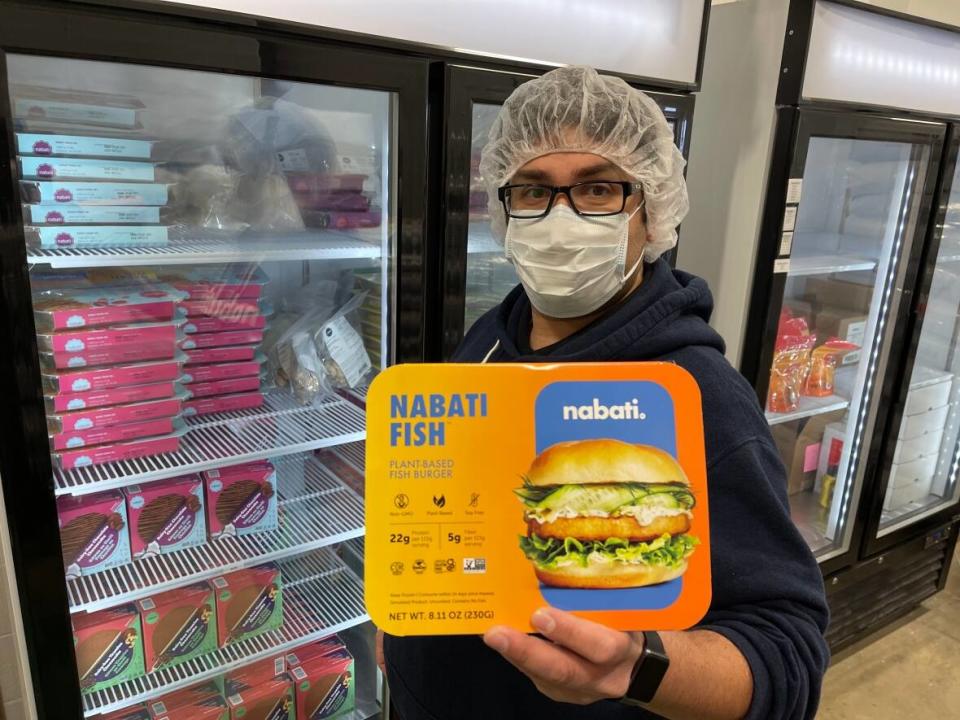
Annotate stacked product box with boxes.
[203,460,279,540]
[12,85,172,250]
[350,270,382,371]
[285,172,381,230]
[35,279,188,470]
[171,266,270,417]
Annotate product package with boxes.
[183,392,265,418]
[224,655,287,687]
[180,357,264,385]
[225,671,294,720]
[126,475,205,557]
[57,490,130,578]
[19,155,157,181]
[180,329,265,350]
[213,563,283,645]
[185,375,263,399]
[50,416,178,451]
[286,638,355,720]
[366,362,712,636]
[45,380,179,414]
[42,355,184,394]
[19,180,169,205]
[183,314,267,334]
[37,320,180,353]
[72,603,144,695]
[162,265,269,300]
[204,460,278,539]
[147,681,229,720]
[41,343,176,371]
[12,85,145,128]
[16,132,157,159]
[27,225,169,248]
[54,422,187,470]
[100,703,151,720]
[184,345,259,366]
[138,582,217,672]
[24,204,165,225]
[33,283,185,332]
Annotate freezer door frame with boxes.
[859,124,960,558]
[740,106,946,575]
[0,3,430,718]
[433,62,697,361]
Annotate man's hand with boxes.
[483,607,643,705]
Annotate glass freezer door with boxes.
[758,117,940,562]
[876,151,960,537]
[6,52,393,717]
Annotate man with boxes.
[383,66,829,720]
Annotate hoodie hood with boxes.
[476,257,725,363]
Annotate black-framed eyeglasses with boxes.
[497,181,644,219]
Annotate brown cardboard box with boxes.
[804,278,874,314]
[770,411,846,495]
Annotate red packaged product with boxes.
[147,680,223,718]
[184,345,258,365]
[203,460,277,538]
[41,342,175,371]
[180,298,263,318]
[184,314,267,334]
[54,420,186,470]
[42,356,183,394]
[50,415,176,451]
[33,283,185,332]
[48,395,183,433]
[100,704,151,720]
[183,392,264,417]
[138,582,216,672]
[285,172,366,195]
[186,375,261,399]
[125,474,205,557]
[225,672,293,720]
[180,330,264,350]
[300,208,381,230]
[45,380,177,413]
[181,359,262,385]
[163,266,268,301]
[37,321,180,353]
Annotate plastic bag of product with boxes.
[267,292,372,404]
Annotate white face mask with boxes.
[504,204,642,319]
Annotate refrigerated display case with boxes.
[860,129,960,554]
[741,109,945,570]
[436,65,696,359]
[0,3,428,717]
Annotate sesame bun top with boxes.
[525,439,687,487]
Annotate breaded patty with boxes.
[528,513,691,542]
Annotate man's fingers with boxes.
[484,626,586,687]
[530,607,633,665]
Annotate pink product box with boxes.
[125,475,205,557]
[183,392,264,417]
[37,321,179,353]
[300,208,382,230]
[183,314,267,334]
[40,342,175,371]
[53,420,186,470]
[47,395,183,433]
[203,460,278,538]
[179,298,264,318]
[45,381,177,414]
[42,356,183,394]
[50,416,176,451]
[181,359,262,385]
[180,330,264,350]
[57,490,131,578]
[186,375,262,399]
[165,265,268,300]
[184,345,258,365]
[33,284,185,332]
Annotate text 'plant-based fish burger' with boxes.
[516,438,698,588]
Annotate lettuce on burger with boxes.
[516,438,698,589]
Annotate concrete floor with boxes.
[818,546,960,719]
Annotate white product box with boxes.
[892,427,944,465]
[905,367,953,415]
[888,453,938,489]
[884,475,934,510]
[901,403,950,441]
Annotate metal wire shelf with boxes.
[68,455,364,613]
[55,391,366,496]
[81,548,368,717]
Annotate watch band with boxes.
[620,631,670,706]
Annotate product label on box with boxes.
[231,587,278,637]
[34,225,168,248]
[14,99,138,127]
[20,156,156,181]
[29,205,161,224]
[277,148,310,172]
[321,315,371,387]
[16,133,153,158]
[365,362,711,635]
[81,630,137,685]
[160,610,211,661]
[29,181,168,205]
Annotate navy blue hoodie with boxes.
[385,259,830,720]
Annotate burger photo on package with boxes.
[515,438,698,589]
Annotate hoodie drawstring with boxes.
[481,339,500,364]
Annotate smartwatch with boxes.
[620,631,670,707]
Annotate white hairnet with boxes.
[479,65,689,260]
